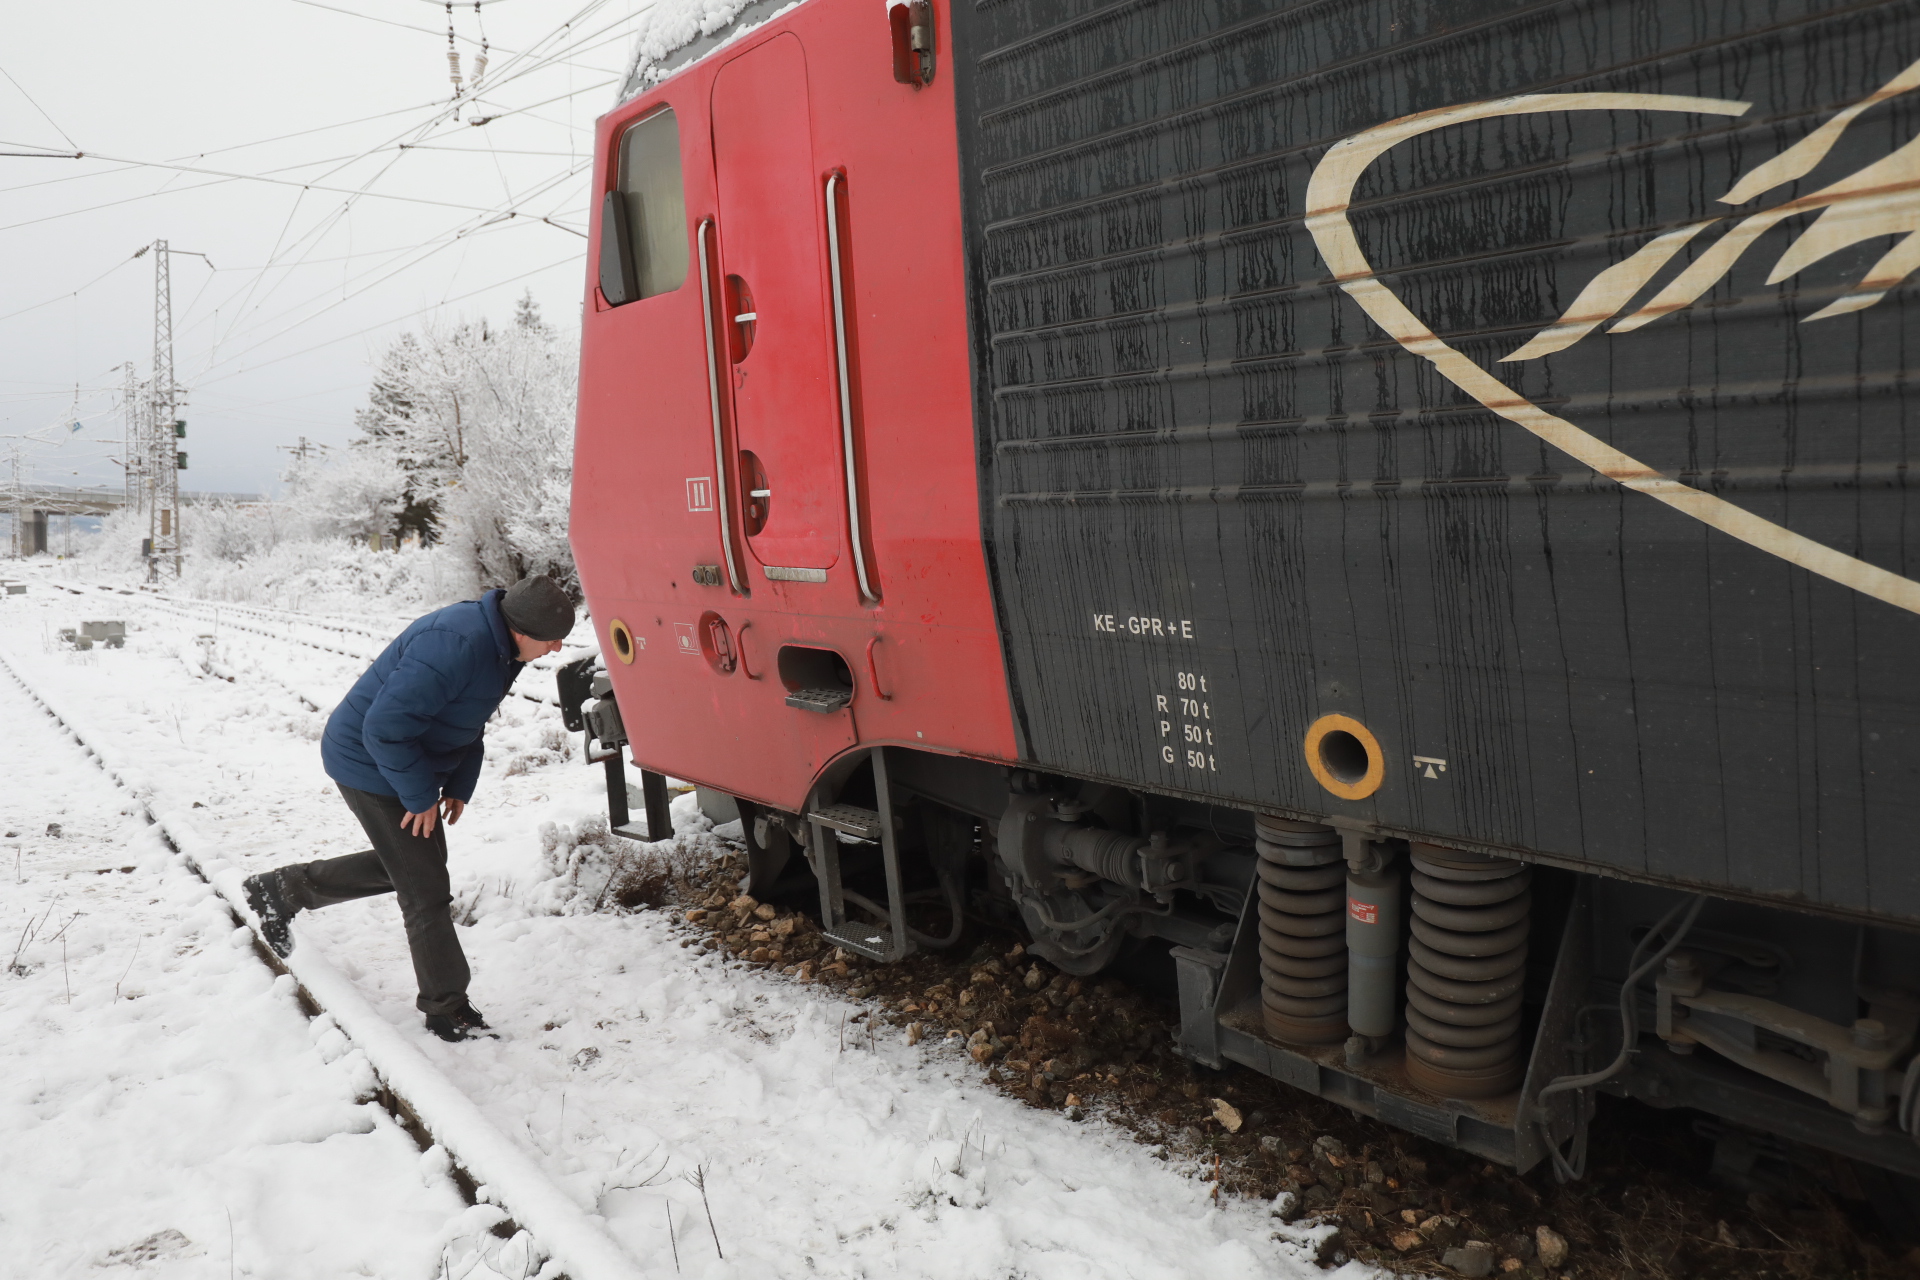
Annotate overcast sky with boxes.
[2,0,641,496]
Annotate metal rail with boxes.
[697,218,747,596]
[825,172,879,604]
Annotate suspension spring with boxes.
[1254,814,1348,1045]
[1404,842,1531,1098]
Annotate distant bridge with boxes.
[5,486,266,555]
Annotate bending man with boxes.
[243,574,573,1041]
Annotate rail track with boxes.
[27,574,574,709]
[0,639,650,1280]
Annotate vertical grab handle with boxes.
[825,173,879,604]
[697,218,747,596]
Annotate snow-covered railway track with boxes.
[40,576,566,709]
[0,644,652,1280]
[151,592,585,684]
[146,592,398,642]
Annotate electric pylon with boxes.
[147,239,181,578]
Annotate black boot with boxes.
[242,871,298,957]
[451,999,489,1031]
[425,999,491,1042]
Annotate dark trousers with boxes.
[280,784,470,1016]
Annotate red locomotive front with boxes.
[572,0,1015,819]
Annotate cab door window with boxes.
[601,107,689,304]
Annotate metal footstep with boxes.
[822,925,898,963]
[785,687,851,714]
[810,803,882,840]
[806,749,915,964]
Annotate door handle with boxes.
[825,172,879,604]
[865,635,892,700]
[697,218,747,596]
[737,619,761,679]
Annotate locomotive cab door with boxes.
[710,34,842,577]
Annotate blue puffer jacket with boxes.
[321,589,523,814]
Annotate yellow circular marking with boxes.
[608,618,636,665]
[1304,713,1384,800]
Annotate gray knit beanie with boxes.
[500,575,574,642]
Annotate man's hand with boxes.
[402,797,465,839]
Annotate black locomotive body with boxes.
[945,0,1920,1177]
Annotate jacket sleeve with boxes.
[361,631,466,814]
[444,737,485,804]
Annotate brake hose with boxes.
[1530,893,1708,1182]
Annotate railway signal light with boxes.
[172,420,185,437]
[176,452,188,470]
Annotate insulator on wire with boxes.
[472,50,488,84]
[447,48,464,91]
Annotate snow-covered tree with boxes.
[349,291,579,594]
[353,334,444,544]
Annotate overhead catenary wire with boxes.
[0,63,616,236]
[188,119,593,360]
[0,92,507,199]
[192,252,582,388]
[187,162,590,381]
[4,0,638,216]
[195,196,585,373]
[0,142,563,216]
[7,0,652,456]
[0,253,142,326]
[285,0,517,51]
[174,50,617,355]
[0,137,507,235]
[0,62,81,151]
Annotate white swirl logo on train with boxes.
[1306,59,1920,616]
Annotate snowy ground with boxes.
[0,628,494,1278]
[0,568,1357,1280]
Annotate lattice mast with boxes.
[120,362,146,509]
[147,240,181,575]
[6,449,20,560]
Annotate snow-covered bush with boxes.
[69,502,476,615]
[73,508,153,574]
[280,446,406,545]
[530,817,689,915]
[182,539,475,612]
[186,498,279,561]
